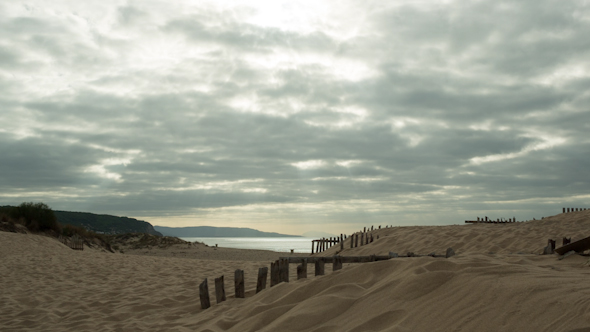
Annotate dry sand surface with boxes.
[2,210,590,331]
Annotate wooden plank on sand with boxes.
[256,267,268,293]
[555,235,590,255]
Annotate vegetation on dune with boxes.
[1,202,191,253]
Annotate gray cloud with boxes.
[1,0,589,233]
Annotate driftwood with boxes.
[215,276,226,304]
[199,279,211,309]
[234,269,245,298]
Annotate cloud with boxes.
[1,0,589,233]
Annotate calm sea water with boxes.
[180,237,315,253]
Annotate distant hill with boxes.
[154,226,300,238]
[54,211,162,236]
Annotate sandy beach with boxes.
[2,210,590,331]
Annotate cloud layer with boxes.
[2,0,589,234]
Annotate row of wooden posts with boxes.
[198,249,457,309]
[563,208,588,213]
[199,256,341,310]
[58,235,84,250]
[312,225,385,254]
[465,217,518,224]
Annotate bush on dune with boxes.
[10,202,60,233]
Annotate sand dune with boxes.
[2,210,590,331]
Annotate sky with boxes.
[1,0,589,236]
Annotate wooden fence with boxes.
[465,217,519,224]
[59,235,84,250]
[198,247,456,309]
[311,225,389,254]
[563,208,588,213]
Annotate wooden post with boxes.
[563,237,571,246]
[340,234,344,250]
[270,260,280,286]
[280,258,289,282]
[355,233,359,247]
[311,240,314,254]
[199,279,211,309]
[315,258,325,276]
[333,256,342,271]
[316,240,320,253]
[297,258,307,279]
[563,207,566,213]
[370,234,374,243]
[371,225,374,231]
[214,276,226,304]
[350,234,354,248]
[360,233,364,246]
[235,269,245,298]
[256,267,268,293]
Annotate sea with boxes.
[179,237,315,253]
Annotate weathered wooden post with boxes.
[280,258,289,282]
[563,207,566,213]
[297,258,307,279]
[360,232,364,246]
[256,267,268,293]
[355,233,359,247]
[199,278,211,309]
[379,225,381,229]
[340,234,344,250]
[563,237,571,246]
[371,225,374,231]
[316,240,320,253]
[214,276,226,304]
[333,256,342,271]
[270,260,280,286]
[235,269,245,298]
[315,258,325,276]
[351,234,354,248]
[370,234,374,243]
[311,240,315,254]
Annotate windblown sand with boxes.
[2,210,590,331]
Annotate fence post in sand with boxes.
[563,207,565,213]
[235,269,245,298]
[371,225,374,231]
[214,276,226,304]
[333,256,342,271]
[256,267,268,293]
[315,258,325,276]
[297,259,307,280]
[370,234,374,243]
[270,260,280,286]
[199,279,211,309]
[311,240,314,254]
[280,258,289,283]
[340,234,344,250]
[355,233,359,247]
[563,237,571,246]
[360,233,364,246]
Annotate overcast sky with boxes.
[1,0,589,235]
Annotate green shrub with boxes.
[11,202,60,233]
